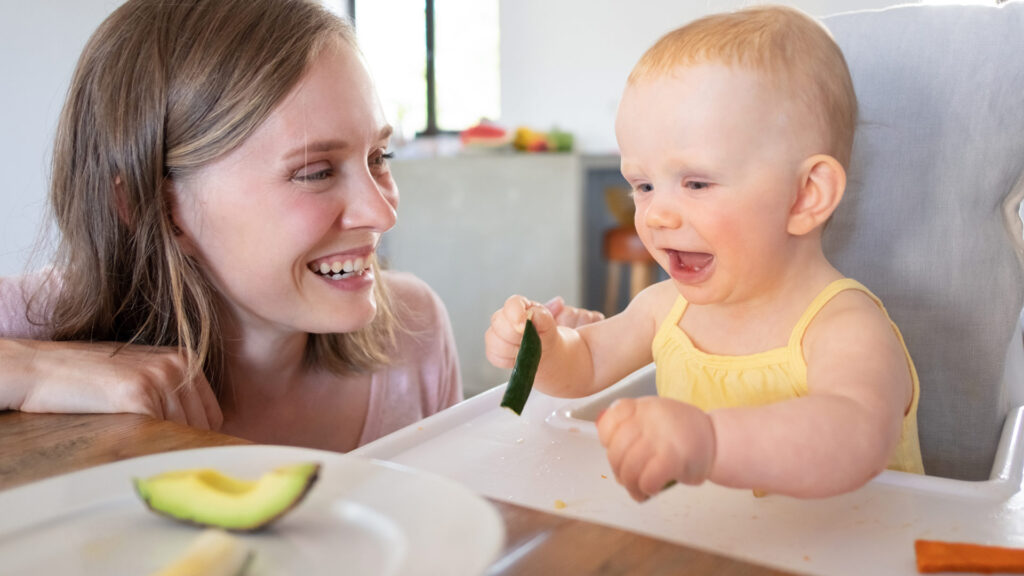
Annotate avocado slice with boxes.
[134,462,320,531]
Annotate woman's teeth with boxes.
[316,257,369,279]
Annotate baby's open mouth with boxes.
[310,256,371,280]
[671,250,714,272]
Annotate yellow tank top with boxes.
[652,278,924,475]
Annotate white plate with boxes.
[0,445,505,575]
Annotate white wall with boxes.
[498,0,907,155]
[0,0,911,276]
[0,1,122,277]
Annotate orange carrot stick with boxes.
[916,539,1024,573]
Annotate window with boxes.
[326,0,500,142]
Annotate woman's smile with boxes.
[308,251,376,290]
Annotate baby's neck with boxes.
[683,261,842,356]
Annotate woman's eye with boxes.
[370,150,394,169]
[292,163,333,183]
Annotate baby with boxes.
[486,5,923,501]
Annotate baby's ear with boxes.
[787,154,845,236]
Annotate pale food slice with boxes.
[152,528,252,576]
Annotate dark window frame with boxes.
[350,0,450,137]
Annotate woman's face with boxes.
[172,41,398,341]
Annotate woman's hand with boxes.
[1,338,222,430]
[597,396,716,502]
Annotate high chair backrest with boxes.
[822,2,1024,480]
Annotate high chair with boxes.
[820,1,1024,481]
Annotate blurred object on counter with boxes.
[513,126,574,153]
[460,120,512,151]
[513,126,548,152]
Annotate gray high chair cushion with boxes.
[822,2,1024,480]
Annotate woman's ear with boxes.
[164,181,196,256]
[787,154,846,236]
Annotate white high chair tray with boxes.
[354,364,1024,576]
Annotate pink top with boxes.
[0,269,463,447]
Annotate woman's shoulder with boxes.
[384,268,437,303]
[382,269,449,334]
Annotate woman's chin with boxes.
[311,303,378,334]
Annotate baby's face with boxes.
[616,63,815,307]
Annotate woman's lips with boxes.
[307,252,375,285]
[308,252,373,277]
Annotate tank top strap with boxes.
[666,294,688,325]
[653,294,690,347]
[786,278,877,350]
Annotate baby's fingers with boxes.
[501,295,562,335]
[619,441,657,502]
[485,326,519,369]
[637,457,677,499]
[546,296,605,329]
[597,398,637,448]
[493,295,532,341]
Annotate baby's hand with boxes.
[597,397,716,502]
[544,296,604,329]
[484,295,561,370]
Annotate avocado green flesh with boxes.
[134,462,320,531]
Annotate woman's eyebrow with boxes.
[281,127,394,162]
[282,139,349,162]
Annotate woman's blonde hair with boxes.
[629,5,857,169]
[45,0,399,393]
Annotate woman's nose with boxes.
[340,171,398,233]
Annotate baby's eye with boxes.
[684,181,710,191]
[632,183,653,196]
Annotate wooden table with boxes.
[0,411,794,575]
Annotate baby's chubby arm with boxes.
[711,290,912,496]
[599,289,912,501]
[485,282,673,398]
